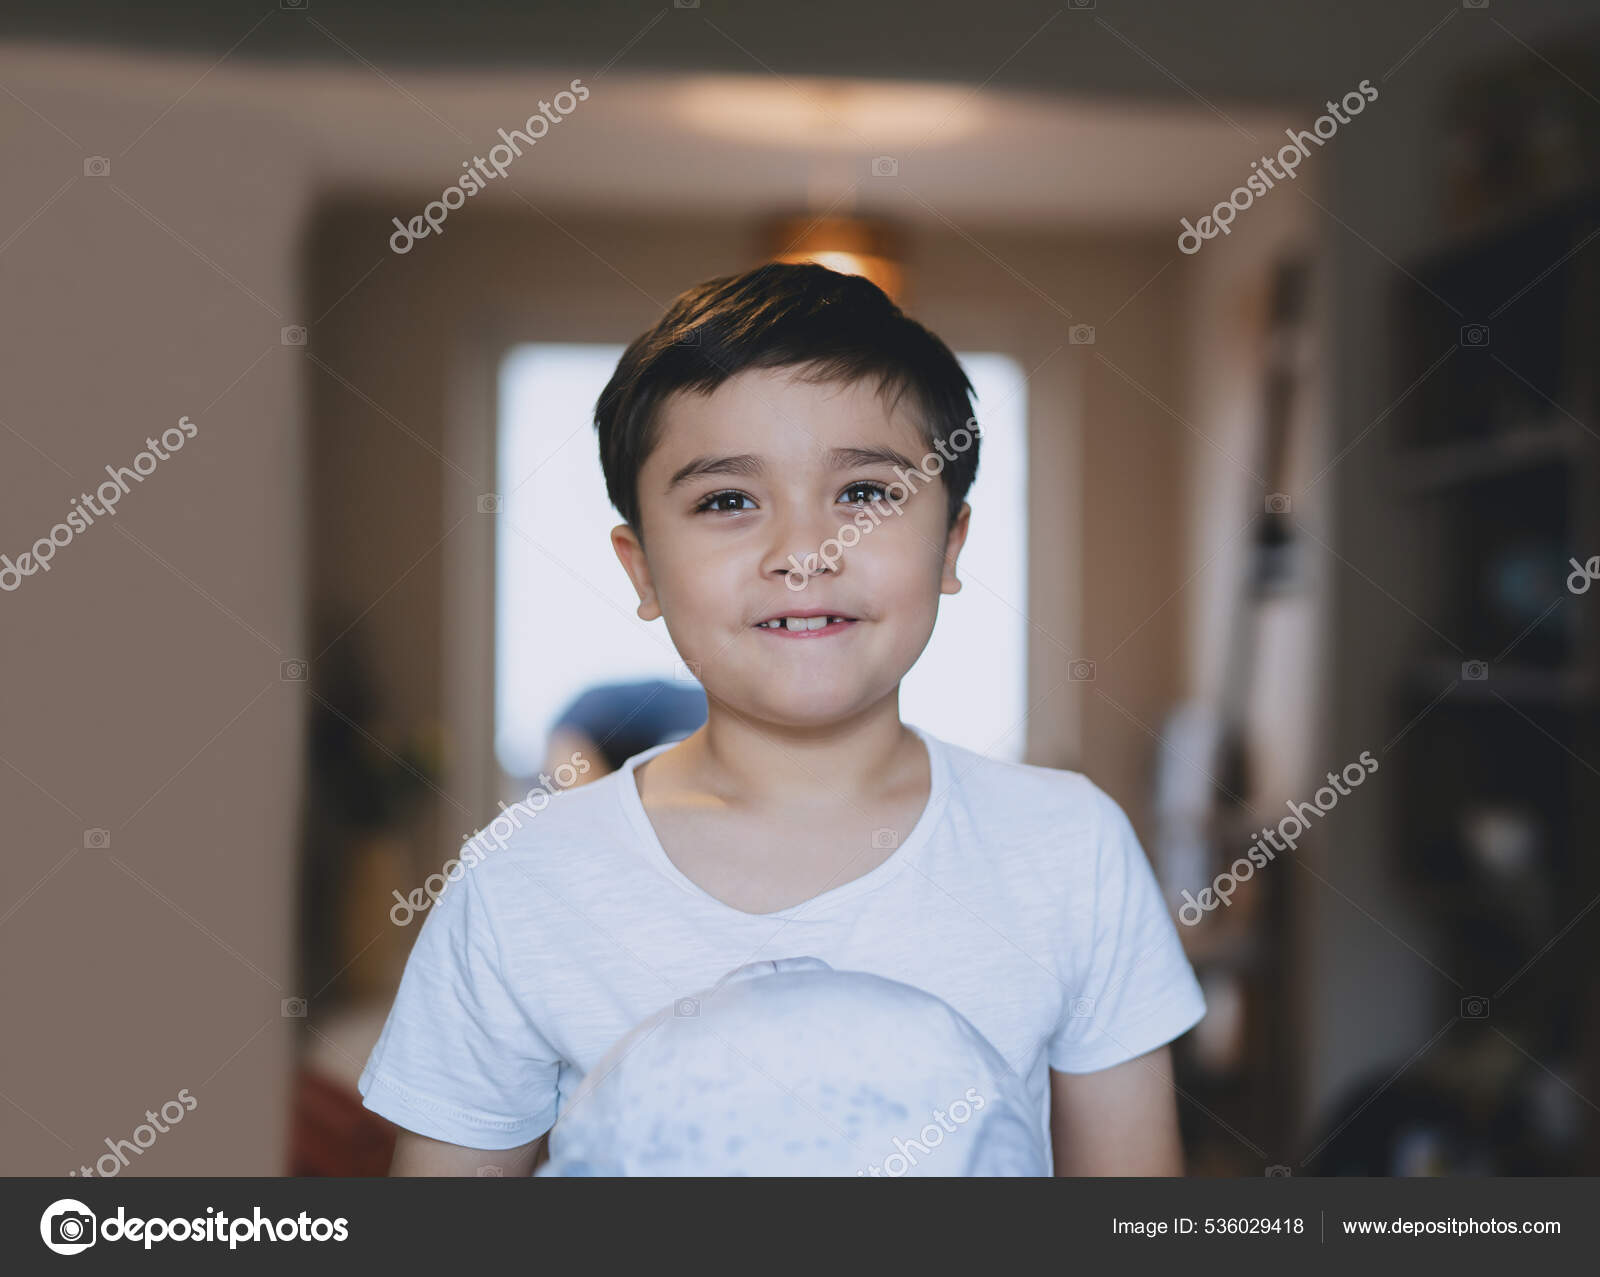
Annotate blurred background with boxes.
[2,0,1598,1177]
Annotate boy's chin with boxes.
[724,685,882,731]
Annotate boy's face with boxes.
[612,364,970,729]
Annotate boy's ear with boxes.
[611,523,663,621]
[940,502,972,596]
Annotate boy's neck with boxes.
[657,696,923,808]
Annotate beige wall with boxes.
[0,66,308,1173]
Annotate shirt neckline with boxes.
[615,721,950,921]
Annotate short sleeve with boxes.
[357,865,562,1148]
[1047,784,1206,1073]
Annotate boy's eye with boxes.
[839,481,890,505]
[694,489,756,514]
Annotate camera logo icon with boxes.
[1461,660,1489,681]
[674,997,700,1018]
[83,828,111,849]
[1460,323,1490,347]
[1460,995,1490,1019]
[871,156,899,178]
[280,659,309,682]
[41,1199,97,1255]
[674,660,701,682]
[1069,324,1096,345]
[477,494,503,514]
[674,326,701,346]
[83,157,111,178]
[282,996,308,1018]
[1266,493,1292,514]
[1069,995,1096,1018]
[1265,1164,1292,1177]
[1069,659,1096,682]
[476,1164,504,1176]
[871,827,899,850]
[280,325,307,346]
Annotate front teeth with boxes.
[759,616,848,630]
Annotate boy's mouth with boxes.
[752,610,859,635]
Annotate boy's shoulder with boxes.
[932,730,1121,838]
[927,734,1149,911]
[459,764,635,867]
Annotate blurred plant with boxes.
[296,625,449,1001]
[307,640,446,834]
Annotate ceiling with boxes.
[3,43,1297,231]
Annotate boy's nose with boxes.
[762,505,850,584]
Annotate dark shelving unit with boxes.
[1385,185,1600,1174]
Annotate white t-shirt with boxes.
[358,722,1206,1168]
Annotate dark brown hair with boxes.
[594,261,979,535]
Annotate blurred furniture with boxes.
[1439,44,1600,234]
[290,1068,398,1177]
[288,1001,398,1176]
[1384,180,1600,1174]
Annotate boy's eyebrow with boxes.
[829,445,920,473]
[665,446,919,492]
[665,452,765,491]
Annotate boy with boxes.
[359,262,1206,1175]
